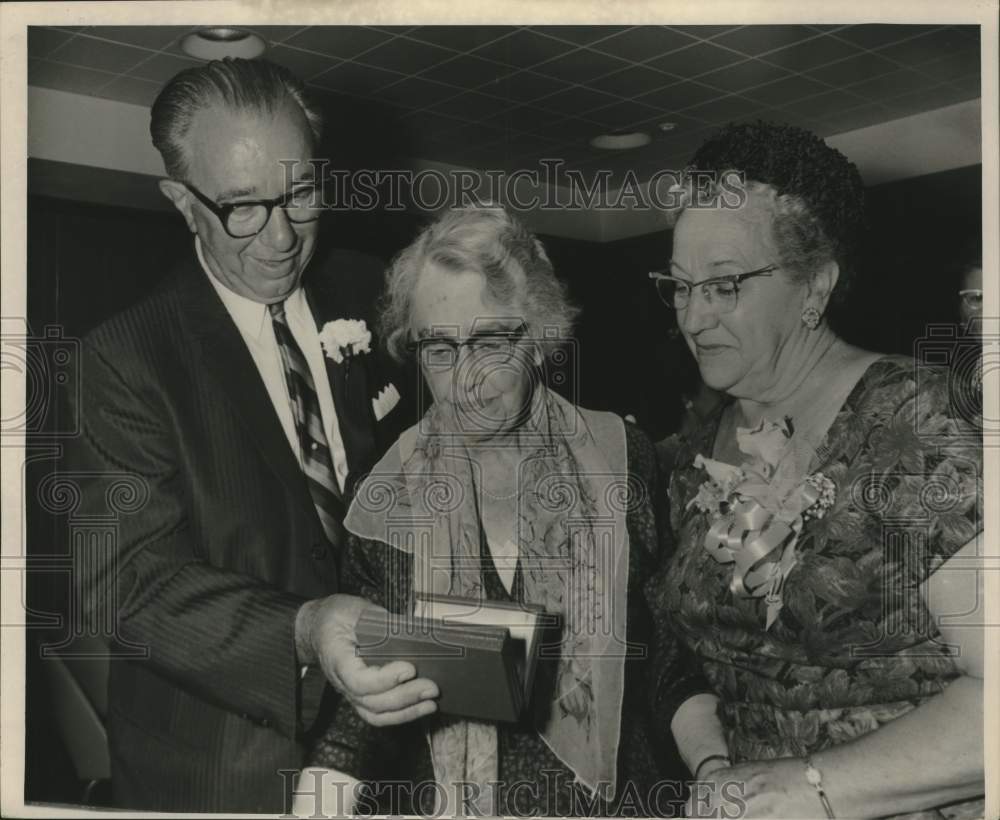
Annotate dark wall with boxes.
[850,163,983,354]
[28,195,192,339]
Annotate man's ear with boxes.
[805,260,840,315]
[158,179,197,234]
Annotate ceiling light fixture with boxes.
[180,27,267,60]
[590,131,651,151]
[589,131,652,150]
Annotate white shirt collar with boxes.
[195,235,310,340]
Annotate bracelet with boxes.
[803,757,836,819]
[693,753,731,780]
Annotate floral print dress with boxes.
[646,356,984,818]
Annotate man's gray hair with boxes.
[150,57,323,180]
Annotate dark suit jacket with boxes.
[66,246,412,812]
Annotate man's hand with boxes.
[296,594,438,726]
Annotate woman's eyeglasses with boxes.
[184,181,322,239]
[648,264,778,314]
[406,323,529,370]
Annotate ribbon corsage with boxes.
[319,319,372,379]
[688,417,836,629]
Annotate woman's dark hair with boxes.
[673,121,866,311]
[150,57,323,180]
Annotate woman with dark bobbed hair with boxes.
[646,122,985,818]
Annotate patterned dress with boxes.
[646,356,985,818]
[313,423,704,817]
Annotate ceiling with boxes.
[28,24,982,184]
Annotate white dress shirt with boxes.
[196,237,350,493]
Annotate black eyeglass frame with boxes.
[183,180,322,239]
[648,264,779,311]
[404,322,530,364]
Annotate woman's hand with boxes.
[686,758,823,819]
[696,757,731,780]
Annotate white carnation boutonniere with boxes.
[319,319,372,377]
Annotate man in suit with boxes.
[67,58,436,812]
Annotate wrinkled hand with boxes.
[686,758,821,819]
[685,758,733,819]
[300,594,438,726]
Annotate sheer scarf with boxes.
[346,389,630,814]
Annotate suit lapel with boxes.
[175,260,340,523]
[304,285,378,493]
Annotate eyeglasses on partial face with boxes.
[405,323,529,370]
[184,180,323,239]
[959,289,983,313]
[648,264,778,314]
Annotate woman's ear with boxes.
[158,179,197,234]
[805,260,840,314]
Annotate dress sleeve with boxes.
[646,605,716,754]
[307,534,414,777]
[865,362,983,584]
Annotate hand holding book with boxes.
[356,593,554,723]
[298,593,439,726]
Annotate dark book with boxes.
[354,593,549,723]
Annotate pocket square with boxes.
[372,382,401,421]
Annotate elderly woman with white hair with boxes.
[297,205,704,817]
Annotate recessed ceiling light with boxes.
[589,131,652,150]
[180,27,267,60]
[658,122,677,132]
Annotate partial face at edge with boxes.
[960,266,983,325]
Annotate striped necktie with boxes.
[269,300,342,545]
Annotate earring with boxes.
[801,306,821,330]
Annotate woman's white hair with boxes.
[380,205,580,361]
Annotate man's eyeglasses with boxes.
[648,264,778,314]
[184,181,322,239]
[959,289,983,313]
[405,323,529,370]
